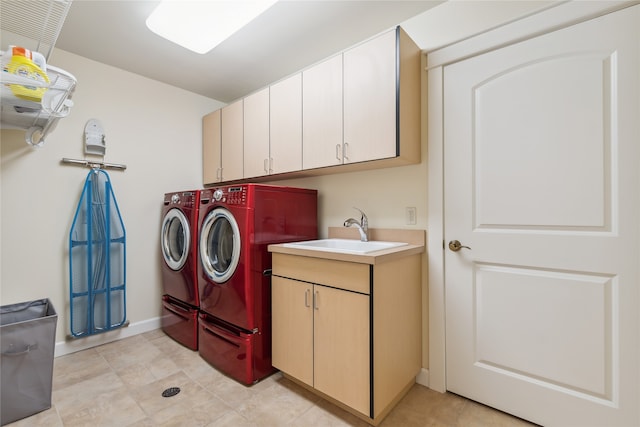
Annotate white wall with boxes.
[267,163,428,239]
[1,49,223,351]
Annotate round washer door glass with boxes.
[199,207,240,283]
[161,208,190,271]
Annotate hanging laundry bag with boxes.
[69,169,126,337]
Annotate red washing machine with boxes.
[197,184,317,385]
[160,190,200,350]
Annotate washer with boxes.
[197,184,317,385]
[160,189,200,350]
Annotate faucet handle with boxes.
[352,207,368,226]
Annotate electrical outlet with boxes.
[406,207,417,225]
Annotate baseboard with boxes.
[416,368,429,388]
[54,317,162,357]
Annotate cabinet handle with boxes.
[217,167,223,181]
[264,159,269,174]
[304,289,311,307]
[314,290,319,310]
[269,157,274,174]
[335,144,341,161]
[344,142,350,161]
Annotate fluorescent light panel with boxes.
[146,0,277,54]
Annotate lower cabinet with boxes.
[272,276,313,385]
[272,276,370,415]
[271,253,421,425]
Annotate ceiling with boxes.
[54,1,443,103]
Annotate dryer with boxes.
[160,190,200,350]
[197,184,317,385]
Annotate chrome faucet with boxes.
[343,207,369,242]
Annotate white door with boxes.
[444,6,639,426]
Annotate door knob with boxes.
[449,240,471,252]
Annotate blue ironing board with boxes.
[69,169,126,337]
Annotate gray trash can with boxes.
[0,299,57,426]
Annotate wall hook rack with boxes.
[61,157,127,171]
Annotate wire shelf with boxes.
[0,0,73,60]
[1,57,77,146]
[1,0,75,146]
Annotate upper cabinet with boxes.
[343,28,398,163]
[203,101,244,183]
[243,87,270,179]
[221,100,244,182]
[202,110,222,184]
[203,26,421,186]
[304,27,419,169]
[302,54,343,169]
[243,74,303,179]
[270,73,302,175]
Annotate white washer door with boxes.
[161,208,190,271]
[199,207,241,284]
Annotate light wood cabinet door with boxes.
[243,88,270,178]
[220,100,244,181]
[343,28,397,163]
[271,276,313,387]
[302,54,343,169]
[314,285,370,416]
[202,110,221,184]
[270,73,302,174]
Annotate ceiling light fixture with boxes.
[146,0,278,54]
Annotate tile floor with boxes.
[7,329,536,426]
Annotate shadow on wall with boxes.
[1,130,36,165]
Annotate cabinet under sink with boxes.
[268,229,424,425]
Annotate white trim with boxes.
[427,64,446,393]
[416,368,430,388]
[54,317,161,357]
[426,1,637,69]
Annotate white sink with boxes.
[282,238,408,254]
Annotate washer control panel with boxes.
[224,186,247,205]
[164,191,198,207]
[201,186,247,205]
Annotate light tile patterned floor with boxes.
[7,329,536,426]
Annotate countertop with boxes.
[268,228,425,265]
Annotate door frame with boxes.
[425,0,637,393]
